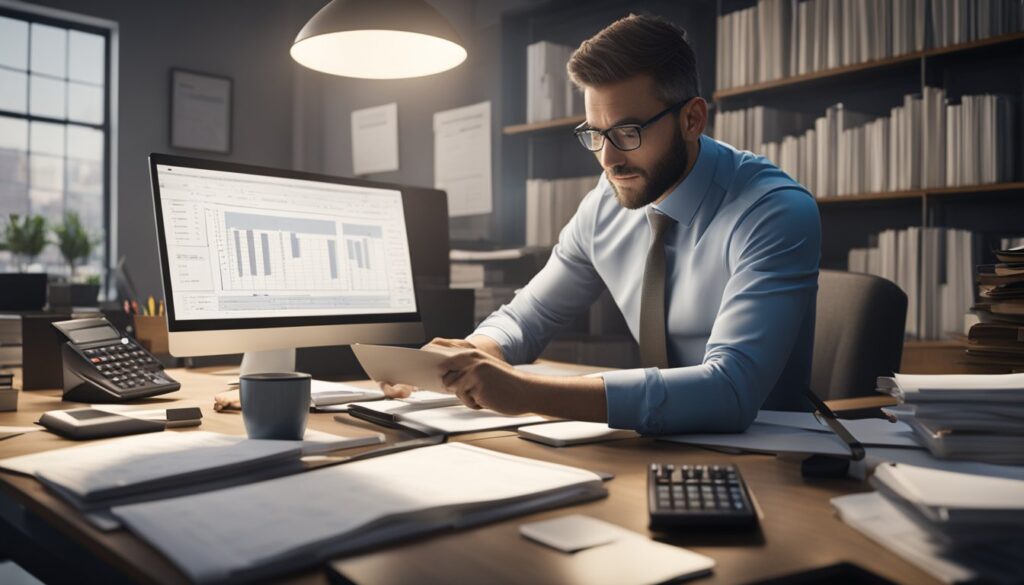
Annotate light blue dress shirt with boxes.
[474,134,821,434]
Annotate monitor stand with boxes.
[239,348,296,376]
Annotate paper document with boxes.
[310,379,384,407]
[112,443,605,584]
[0,431,301,502]
[300,429,384,456]
[832,492,1024,584]
[351,102,398,175]
[661,422,855,457]
[893,373,1024,392]
[349,399,546,434]
[754,410,922,448]
[434,101,492,217]
[872,463,1024,523]
[351,343,465,392]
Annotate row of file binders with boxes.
[713,90,1018,198]
[717,0,1024,90]
[967,243,1024,372]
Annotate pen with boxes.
[148,296,156,317]
[123,299,130,314]
[158,300,165,316]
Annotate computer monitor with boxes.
[148,154,424,373]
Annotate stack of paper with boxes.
[833,463,1024,583]
[349,399,547,435]
[111,443,606,584]
[0,430,382,527]
[310,380,383,407]
[968,244,1024,372]
[878,373,1024,464]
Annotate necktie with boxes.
[639,207,675,368]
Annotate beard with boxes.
[607,127,689,210]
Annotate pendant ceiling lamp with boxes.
[291,0,467,79]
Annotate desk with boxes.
[0,365,931,584]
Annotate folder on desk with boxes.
[346,399,547,434]
[111,442,607,584]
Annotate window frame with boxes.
[0,2,116,293]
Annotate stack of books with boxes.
[716,0,1023,91]
[0,314,21,367]
[968,244,1024,372]
[526,41,582,123]
[847,227,978,340]
[713,90,1018,198]
[449,248,547,324]
[832,463,1024,584]
[878,372,1024,464]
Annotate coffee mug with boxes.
[239,372,311,440]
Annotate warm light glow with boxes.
[291,29,466,79]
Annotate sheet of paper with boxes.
[0,431,300,499]
[351,102,398,175]
[661,422,854,457]
[874,463,1024,510]
[520,514,619,552]
[519,421,639,446]
[894,372,1024,392]
[301,429,383,456]
[434,101,492,217]
[754,410,921,448]
[112,443,603,584]
[310,380,384,406]
[351,343,464,393]
[402,405,546,434]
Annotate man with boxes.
[384,14,821,434]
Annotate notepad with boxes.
[112,443,607,584]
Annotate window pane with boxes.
[30,121,64,155]
[65,189,103,237]
[68,82,103,124]
[0,16,29,70]
[0,69,28,113]
[68,30,104,85]
[29,74,66,119]
[0,116,28,152]
[67,157,102,196]
[67,125,103,161]
[30,154,64,191]
[30,23,66,78]
[0,182,30,218]
[29,188,63,223]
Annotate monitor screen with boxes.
[152,161,417,324]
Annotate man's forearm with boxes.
[519,375,608,422]
[468,334,506,361]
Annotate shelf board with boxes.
[815,182,1024,205]
[503,115,585,136]
[713,31,1024,101]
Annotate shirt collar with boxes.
[652,134,718,227]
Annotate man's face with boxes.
[583,75,690,209]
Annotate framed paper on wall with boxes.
[170,69,232,153]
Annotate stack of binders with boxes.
[832,463,1024,584]
[878,373,1024,464]
[968,244,1024,372]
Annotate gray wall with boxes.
[22,0,321,299]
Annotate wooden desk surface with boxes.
[0,366,935,585]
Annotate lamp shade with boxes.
[291,0,467,79]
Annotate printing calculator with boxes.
[648,463,758,530]
[52,317,180,403]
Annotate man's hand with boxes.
[438,349,532,414]
[378,336,505,398]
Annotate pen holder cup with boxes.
[133,315,169,355]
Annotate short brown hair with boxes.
[567,14,700,105]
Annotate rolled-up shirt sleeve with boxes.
[604,188,820,434]
[473,182,606,364]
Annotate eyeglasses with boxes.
[574,97,694,152]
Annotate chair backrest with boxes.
[811,270,908,400]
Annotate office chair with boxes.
[810,270,908,400]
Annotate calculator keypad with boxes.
[648,463,758,529]
[82,341,167,390]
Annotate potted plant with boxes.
[52,212,101,306]
[0,214,48,272]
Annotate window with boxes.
[0,6,112,280]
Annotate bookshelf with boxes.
[713,0,1024,371]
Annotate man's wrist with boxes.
[468,334,505,361]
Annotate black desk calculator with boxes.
[52,317,180,403]
[648,463,758,530]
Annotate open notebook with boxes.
[112,442,607,584]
